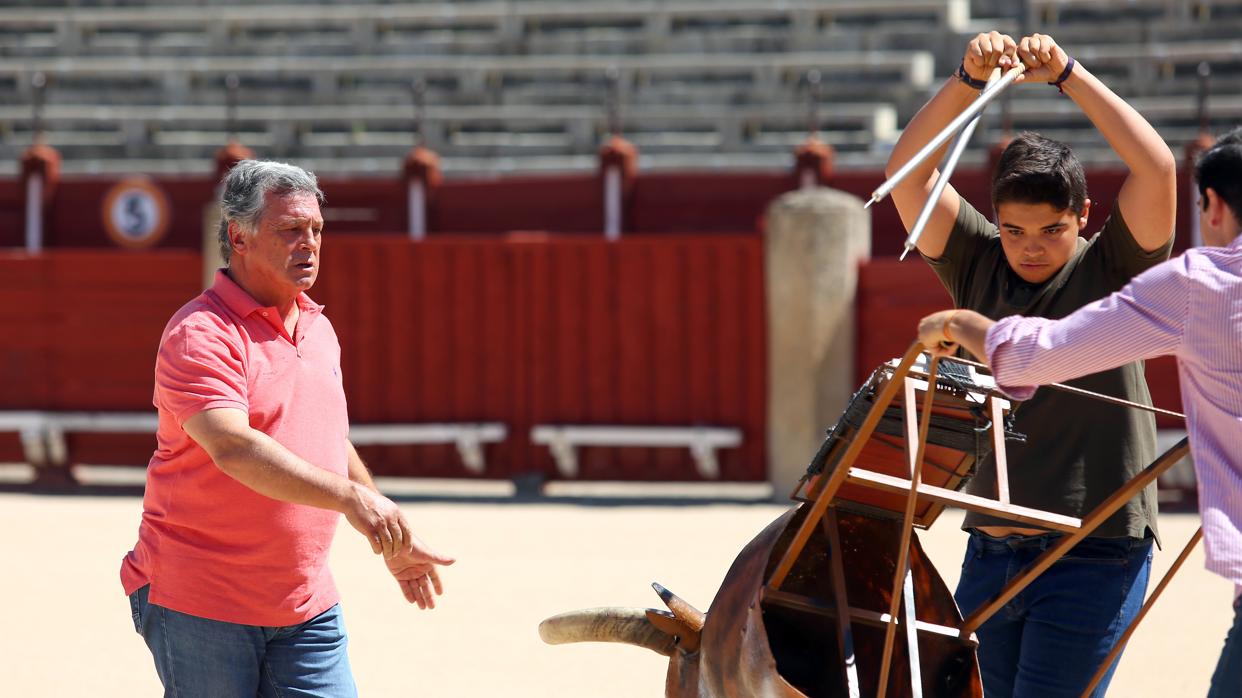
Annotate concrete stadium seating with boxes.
[1027,0,1242,27]
[0,1,969,59]
[0,0,1238,175]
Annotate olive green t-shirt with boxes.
[923,196,1173,540]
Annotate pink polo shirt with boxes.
[120,269,350,627]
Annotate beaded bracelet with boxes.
[1051,56,1076,94]
[955,62,988,90]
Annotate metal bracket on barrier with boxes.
[19,426,47,466]
[0,412,50,466]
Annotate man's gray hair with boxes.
[216,160,325,263]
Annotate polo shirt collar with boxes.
[210,269,325,327]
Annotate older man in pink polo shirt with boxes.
[122,160,455,697]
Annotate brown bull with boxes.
[540,505,982,697]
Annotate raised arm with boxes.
[1014,34,1176,252]
[886,31,1017,259]
[183,407,411,558]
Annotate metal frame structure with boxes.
[762,343,1191,697]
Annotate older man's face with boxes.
[248,190,323,296]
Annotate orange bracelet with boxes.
[942,310,961,343]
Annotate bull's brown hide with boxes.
[697,508,807,697]
[759,506,982,697]
[541,503,982,697]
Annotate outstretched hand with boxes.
[385,533,456,609]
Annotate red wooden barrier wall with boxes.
[0,171,784,249]
[2,165,1196,256]
[0,180,20,238]
[854,258,952,386]
[313,234,767,481]
[0,250,201,464]
[0,161,1195,482]
[0,236,767,481]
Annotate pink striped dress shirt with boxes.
[985,235,1242,591]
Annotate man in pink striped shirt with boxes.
[918,130,1242,697]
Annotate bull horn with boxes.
[651,582,705,632]
[538,607,677,657]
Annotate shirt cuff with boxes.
[984,319,1037,401]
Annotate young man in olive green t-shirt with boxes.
[884,32,1176,697]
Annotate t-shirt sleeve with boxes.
[1092,201,1174,286]
[919,194,998,306]
[155,320,249,425]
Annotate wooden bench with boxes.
[347,423,507,475]
[530,424,742,479]
[0,411,506,476]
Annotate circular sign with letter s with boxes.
[102,178,171,248]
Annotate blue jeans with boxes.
[128,585,357,698]
[1208,596,1242,697]
[954,531,1153,698]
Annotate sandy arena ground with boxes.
[0,473,1229,697]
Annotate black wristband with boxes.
[1050,56,1076,93]
[956,62,988,90]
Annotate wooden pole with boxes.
[768,343,924,590]
[961,438,1191,634]
[876,359,940,698]
[1079,527,1204,697]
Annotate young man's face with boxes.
[995,199,1089,284]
